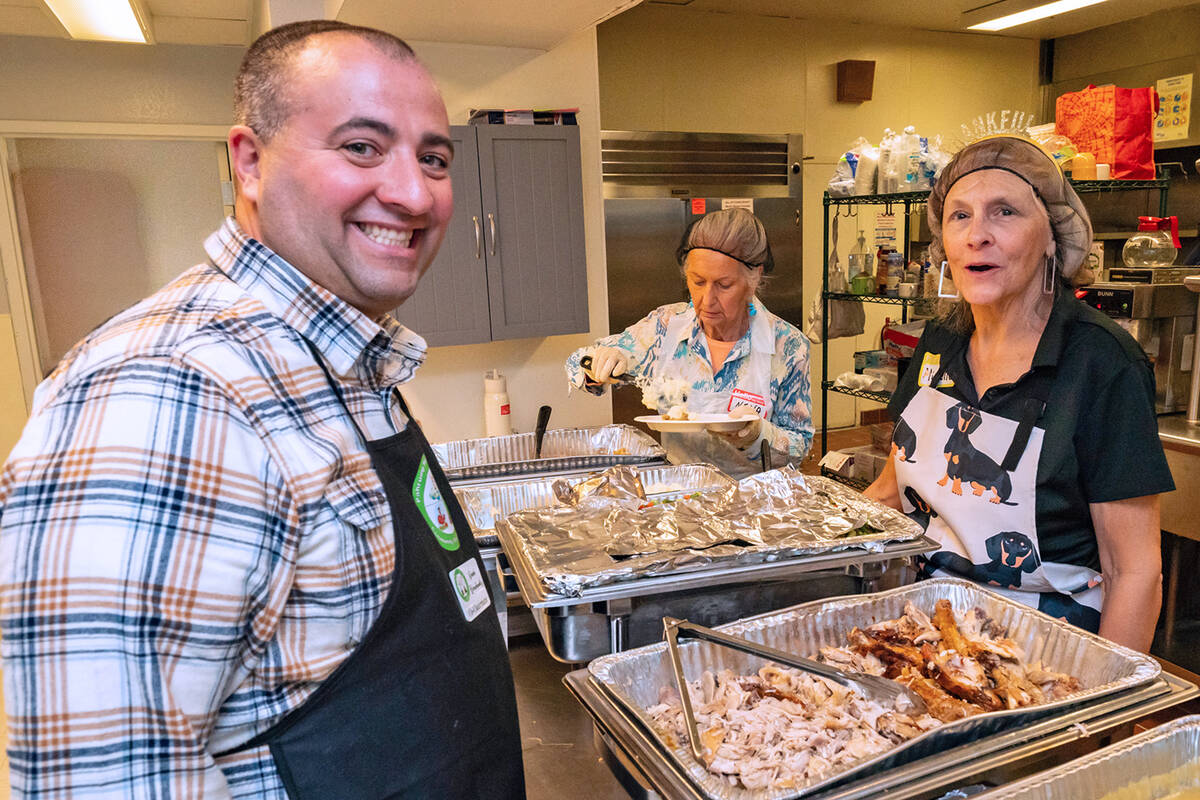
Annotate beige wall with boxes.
[0,314,27,462]
[0,35,242,126]
[597,5,1041,430]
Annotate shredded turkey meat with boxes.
[647,665,939,790]
[647,600,1083,792]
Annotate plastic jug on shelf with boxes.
[848,231,874,295]
[1122,216,1181,267]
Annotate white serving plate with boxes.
[634,413,746,432]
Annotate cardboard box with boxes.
[468,108,579,125]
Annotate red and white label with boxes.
[727,388,766,416]
[500,403,511,416]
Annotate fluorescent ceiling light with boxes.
[43,0,152,43]
[967,0,1106,31]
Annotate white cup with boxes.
[899,282,917,298]
[1096,163,1111,180]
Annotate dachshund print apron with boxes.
[656,304,774,479]
[892,356,1103,631]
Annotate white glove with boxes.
[585,346,629,384]
[711,405,763,450]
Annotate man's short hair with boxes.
[234,20,417,142]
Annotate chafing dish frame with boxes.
[499,534,935,663]
[564,668,1199,800]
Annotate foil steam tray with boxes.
[587,578,1161,800]
[976,714,1200,800]
[455,464,735,547]
[496,468,925,598]
[431,424,666,481]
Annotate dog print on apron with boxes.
[893,357,1103,631]
[656,303,774,479]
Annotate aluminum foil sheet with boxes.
[495,466,924,597]
[431,424,666,481]
[977,714,1200,800]
[455,464,734,547]
[587,578,1161,800]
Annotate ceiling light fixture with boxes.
[965,0,1106,31]
[43,0,153,43]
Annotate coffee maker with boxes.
[1076,282,1196,413]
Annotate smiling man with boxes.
[0,21,524,799]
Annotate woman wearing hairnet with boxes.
[566,208,812,479]
[866,136,1173,652]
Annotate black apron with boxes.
[219,343,525,799]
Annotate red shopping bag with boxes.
[1055,84,1157,179]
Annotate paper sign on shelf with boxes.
[874,213,897,249]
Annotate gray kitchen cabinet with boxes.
[394,125,588,346]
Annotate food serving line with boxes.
[431,423,1200,800]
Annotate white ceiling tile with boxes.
[0,4,67,37]
[152,14,249,43]
[144,0,249,21]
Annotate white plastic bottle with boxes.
[483,369,513,437]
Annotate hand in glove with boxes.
[583,346,629,385]
[710,405,764,450]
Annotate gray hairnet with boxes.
[927,136,1093,279]
[676,208,774,273]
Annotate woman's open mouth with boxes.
[966,263,999,273]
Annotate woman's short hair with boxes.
[235,20,416,142]
[676,208,775,273]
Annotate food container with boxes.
[431,424,665,482]
[498,470,934,662]
[977,714,1200,799]
[454,463,736,547]
[587,578,1161,800]
[498,471,925,599]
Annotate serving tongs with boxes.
[579,354,634,387]
[662,616,927,764]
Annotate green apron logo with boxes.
[412,455,460,551]
[453,568,470,601]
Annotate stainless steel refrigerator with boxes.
[601,131,804,427]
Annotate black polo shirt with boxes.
[889,291,1175,572]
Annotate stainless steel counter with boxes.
[1158,414,1200,646]
[1158,413,1200,453]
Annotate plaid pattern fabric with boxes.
[0,218,426,798]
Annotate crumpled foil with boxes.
[552,465,649,505]
[496,465,925,597]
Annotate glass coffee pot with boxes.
[1122,216,1181,267]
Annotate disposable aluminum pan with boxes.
[455,464,735,546]
[497,470,924,598]
[431,424,666,481]
[976,714,1200,800]
[587,578,1161,800]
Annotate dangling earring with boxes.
[937,261,960,299]
[1043,254,1056,295]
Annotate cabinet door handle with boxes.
[487,212,497,257]
[472,215,482,259]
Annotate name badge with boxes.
[918,353,954,388]
[727,387,766,416]
[449,558,491,622]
